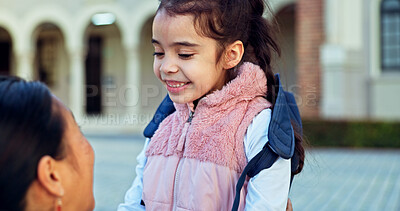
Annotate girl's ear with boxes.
[223,40,244,70]
[37,156,65,197]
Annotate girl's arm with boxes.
[117,138,150,211]
[243,109,291,211]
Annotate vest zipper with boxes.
[172,110,194,210]
[187,110,194,123]
[173,158,183,211]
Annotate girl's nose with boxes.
[160,58,179,74]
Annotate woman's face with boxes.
[56,98,95,211]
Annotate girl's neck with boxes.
[188,99,200,112]
[187,67,234,112]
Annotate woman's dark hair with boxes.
[157,0,304,175]
[0,76,65,211]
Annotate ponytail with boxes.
[246,0,305,175]
[246,0,280,104]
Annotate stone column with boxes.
[124,45,141,115]
[68,48,85,122]
[319,0,367,120]
[15,48,34,80]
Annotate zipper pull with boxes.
[187,110,194,123]
[177,122,189,151]
[177,111,194,151]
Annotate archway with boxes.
[139,16,167,114]
[0,27,13,76]
[84,18,126,115]
[33,23,69,104]
[275,4,298,94]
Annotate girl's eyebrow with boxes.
[152,39,199,47]
[171,41,199,47]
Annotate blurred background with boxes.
[0,0,399,210]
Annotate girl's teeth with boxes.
[168,82,187,88]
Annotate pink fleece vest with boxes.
[143,62,272,211]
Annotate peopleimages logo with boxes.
[82,82,318,108]
[283,83,318,107]
[78,113,155,126]
[85,83,163,107]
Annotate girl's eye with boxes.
[153,52,164,57]
[178,54,194,59]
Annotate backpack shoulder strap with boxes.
[232,74,303,211]
[268,74,296,159]
[143,94,176,138]
[231,146,278,211]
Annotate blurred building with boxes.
[274,0,400,121]
[0,0,399,133]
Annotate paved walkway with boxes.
[87,135,400,211]
[290,149,400,211]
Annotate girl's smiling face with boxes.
[152,9,227,104]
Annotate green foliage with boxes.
[302,120,400,148]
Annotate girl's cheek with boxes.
[153,62,160,76]
[154,66,163,81]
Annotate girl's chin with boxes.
[168,93,199,104]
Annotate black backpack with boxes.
[143,74,302,211]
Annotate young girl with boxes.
[119,0,304,210]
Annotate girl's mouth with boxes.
[166,81,189,88]
[165,81,191,93]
